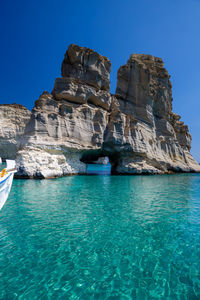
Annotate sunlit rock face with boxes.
[104,54,199,174]
[2,44,199,178]
[61,44,111,92]
[0,104,31,159]
[15,44,111,178]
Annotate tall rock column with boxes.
[103,54,200,173]
[16,44,112,178]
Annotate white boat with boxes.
[0,159,16,210]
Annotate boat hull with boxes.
[0,160,15,210]
[0,173,14,210]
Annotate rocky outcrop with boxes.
[16,90,108,178]
[61,44,111,92]
[104,54,199,173]
[1,44,199,178]
[15,44,111,178]
[0,104,31,159]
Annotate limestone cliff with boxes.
[1,44,199,177]
[0,104,31,159]
[104,54,199,173]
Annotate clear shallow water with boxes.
[0,174,200,299]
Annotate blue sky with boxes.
[0,0,200,161]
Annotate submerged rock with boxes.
[1,44,199,178]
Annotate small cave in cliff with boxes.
[80,150,102,164]
[80,150,120,174]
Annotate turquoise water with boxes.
[0,174,200,299]
[86,164,111,175]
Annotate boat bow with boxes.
[0,159,16,210]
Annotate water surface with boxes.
[0,174,200,299]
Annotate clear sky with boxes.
[0,0,200,161]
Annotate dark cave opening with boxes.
[80,150,120,174]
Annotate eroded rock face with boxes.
[104,54,200,173]
[0,104,31,159]
[61,44,111,91]
[1,44,199,178]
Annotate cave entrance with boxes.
[80,150,120,174]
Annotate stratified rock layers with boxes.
[0,104,31,159]
[105,54,199,173]
[2,44,199,178]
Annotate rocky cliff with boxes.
[1,44,199,177]
[0,104,31,159]
[105,54,198,173]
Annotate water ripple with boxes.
[0,174,200,299]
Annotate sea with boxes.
[0,174,200,299]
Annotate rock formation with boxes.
[1,44,199,177]
[104,54,198,173]
[0,104,31,159]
